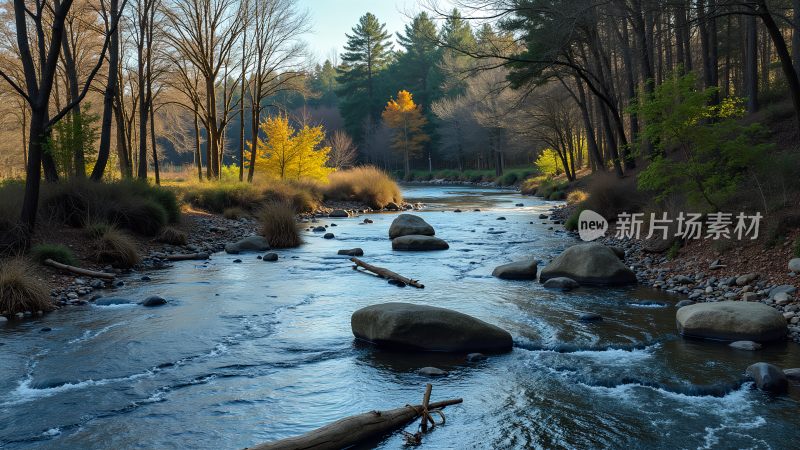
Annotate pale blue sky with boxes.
[298,0,454,63]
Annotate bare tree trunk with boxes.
[757,1,800,129]
[745,13,759,113]
[194,111,202,181]
[150,101,159,184]
[91,0,120,181]
[61,30,85,178]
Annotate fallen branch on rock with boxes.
[246,384,461,450]
[43,259,115,279]
[350,257,424,288]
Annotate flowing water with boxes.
[1,186,799,449]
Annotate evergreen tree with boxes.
[439,9,477,97]
[336,13,393,143]
[395,12,441,108]
[309,60,339,108]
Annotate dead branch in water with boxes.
[350,257,425,288]
[246,386,461,450]
[43,259,115,279]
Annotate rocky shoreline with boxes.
[30,200,422,313]
[547,204,800,344]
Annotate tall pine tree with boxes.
[336,13,393,143]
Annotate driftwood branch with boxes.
[43,259,115,279]
[246,398,463,450]
[350,257,425,288]
[163,252,209,261]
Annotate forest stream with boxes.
[1,185,799,449]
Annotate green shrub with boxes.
[0,258,54,315]
[181,182,262,213]
[107,197,167,236]
[666,241,681,260]
[565,209,583,231]
[30,244,76,265]
[498,172,519,186]
[635,72,772,210]
[258,201,301,248]
[85,222,112,239]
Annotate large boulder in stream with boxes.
[388,214,435,239]
[676,301,787,342]
[224,236,270,254]
[746,362,788,394]
[351,302,513,353]
[539,242,636,286]
[392,235,449,251]
[492,260,538,280]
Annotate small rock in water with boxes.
[730,341,762,351]
[578,313,602,322]
[330,223,337,227]
[496,216,507,220]
[141,276,151,281]
[141,295,167,307]
[263,253,279,262]
[363,218,373,224]
[538,214,548,219]
[40,327,52,332]
[746,362,788,394]
[515,203,524,207]
[313,226,326,232]
[543,277,579,291]
[337,248,364,257]
[94,297,132,306]
[233,259,242,263]
[418,367,448,377]
[454,209,462,213]
[466,353,486,362]
[323,233,335,239]
[115,281,124,287]
[257,255,262,260]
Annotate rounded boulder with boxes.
[392,235,449,251]
[388,214,435,239]
[539,242,636,286]
[351,302,512,353]
[676,301,787,342]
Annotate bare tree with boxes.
[326,129,357,169]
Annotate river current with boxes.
[1,185,799,449]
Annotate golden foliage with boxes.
[248,116,332,181]
[382,90,429,172]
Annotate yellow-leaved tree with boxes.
[382,90,429,178]
[249,116,332,181]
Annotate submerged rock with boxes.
[539,242,637,286]
[323,233,335,239]
[466,353,486,362]
[224,236,270,254]
[351,302,513,353]
[392,235,449,251]
[141,295,167,307]
[746,362,788,394]
[729,341,762,351]
[676,301,786,342]
[312,226,326,232]
[542,277,579,291]
[578,313,603,322]
[492,260,538,280]
[337,248,364,257]
[418,367,449,377]
[94,297,132,306]
[388,214,435,239]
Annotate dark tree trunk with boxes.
[91,0,120,181]
[61,30,85,178]
[150,101,159,185]
[757,1,800,129]
[745,13,759,113]
[194,111,203,181]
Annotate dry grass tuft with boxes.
[156,226,188,246]
[566,189,588,205]
[324,166,402,209]
[92,227,141,268]
[0,258,53,315]
[581,174,645,219]
[223,207,247,220]
[258,201,302,248]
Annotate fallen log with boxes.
[246,398,462,450]
[350,257,424,288]
[43,259,115,280]
[163,252,209,261]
